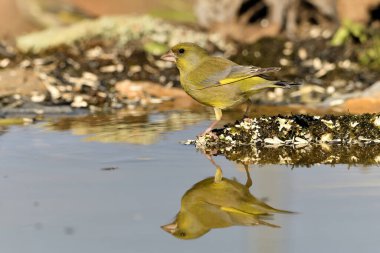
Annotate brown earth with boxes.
[0,68,45,96]
[70,0,164,15]
[0,0,36,37]
[0,0,172,37]
[340,98,380,114]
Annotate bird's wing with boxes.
[194,61,281,90]
[219,65,281,84]
[204,201,270,216]
[205,202,280,227]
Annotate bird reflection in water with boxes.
[161,156,293,240]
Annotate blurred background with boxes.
[0,2,380,253]
[0,0,379,116]
[1,0,379,37]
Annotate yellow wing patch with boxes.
[220,207,266,215]
[219,76,258,85]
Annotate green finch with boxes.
[161,165,293,240]
[161,42,299,135]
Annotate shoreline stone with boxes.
[191,114,380,165]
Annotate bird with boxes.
[161,164,293,240]
[161,42,299,135]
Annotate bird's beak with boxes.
[161,222,177,234]
[160,50,176,62]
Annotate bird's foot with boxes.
[200,127,213,136]
[214,166,223,183]
[197,130,218,139]
[198,119,220,138]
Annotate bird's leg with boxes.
[243,98,253,119]
[200,108,222,136]
[214,166,223,183]
[201,121,219,136]
[243,102,251,119]
[243,98,254,118]
[204,154,223,183]
[243,163,253,189]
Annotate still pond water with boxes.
[0,110,379,253]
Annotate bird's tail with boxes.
[240,200,295,215]
[244,78,301,94]
[269,207,295,214]
[250,204,295,215]
[273,80,301,88]
[256,219,281,228]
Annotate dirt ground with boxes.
[0,0,35,37]
[0,0,174,37]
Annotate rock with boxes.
[190,113,380,166]
[195,114,380,150]
[337,81,380,113]
[115,80,194,106]
[340,98,380,114]
[30,91,46,102]
[0,68,46,97]
[71,95,88,108]
[196,142,380,166]
[361,81,380,97]
[115,80,146,101]
[16,15,234,54]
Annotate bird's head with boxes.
[161,212,210,240]
[161,43,209,73]
[161,221,209,240]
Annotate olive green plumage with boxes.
[161,42,299,134]
[162,176,292,240]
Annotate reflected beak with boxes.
[161,222,177,234]
[160,50,176,62]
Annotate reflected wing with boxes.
[205,201,280,227]
[205,201,270,216]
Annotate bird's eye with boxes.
[179,232,186,237]
[178,48,185,54]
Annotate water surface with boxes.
[0,111,379,253]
